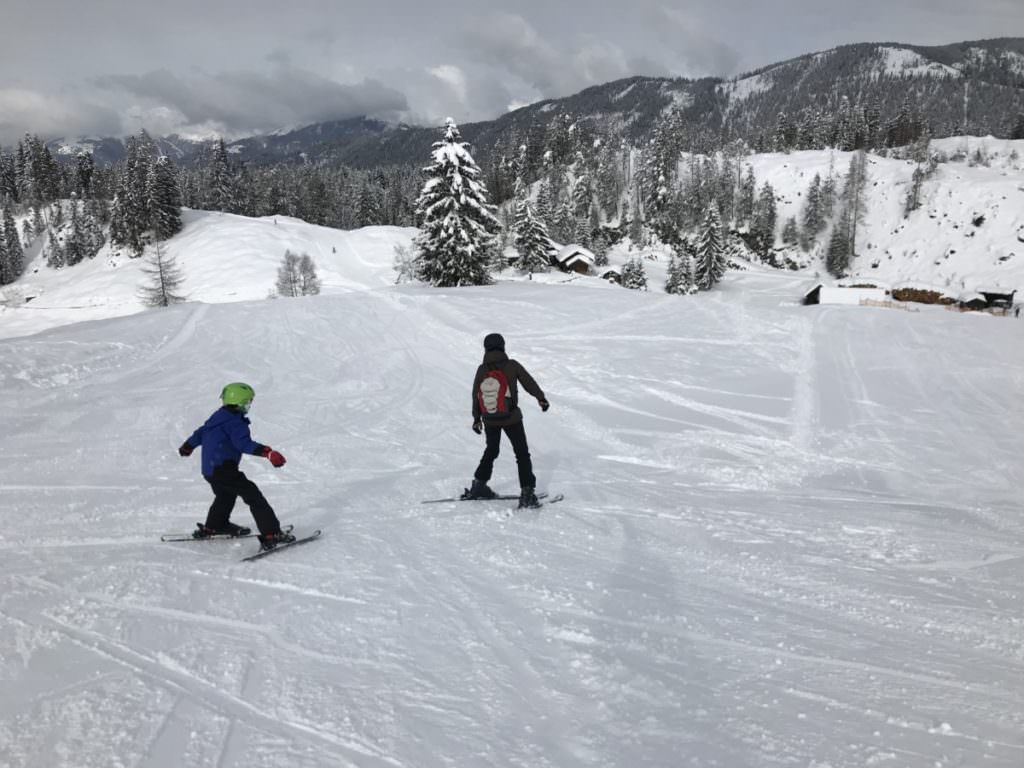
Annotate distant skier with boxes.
[178,382,296,550]
[465,333,549,508]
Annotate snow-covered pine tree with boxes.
[694,201,726,290]
[737,165,756,228]
[664,255,682,294]
[138,240,187,307]
[413,118,500,287]
[1013,114,1024,141]
[750,182,777,259]
[208,138,234,213]
[298,253,321,295]
[1,207,23,283]
[149,156,183,241]
[781,216,799,246]
[621,257,648,291]
[842,151,868,258]
[512,202,554,273]
[826,208,852,277]
[802,173,824,241]
[0,215,9,285]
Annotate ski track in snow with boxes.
[1,267,1023,767]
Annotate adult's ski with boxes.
[240,530,322,562]
[160,525,294,543]
[421,492,549,504]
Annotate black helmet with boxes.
[483,333,505,352]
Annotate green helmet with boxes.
[221,382,255,411]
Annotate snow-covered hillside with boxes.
[1,207,1023,766]
[745,137,1024,292]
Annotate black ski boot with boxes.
[518,487,540,509]
[461,479,497,500]
[193,521,252,539]
[257,529,296,551]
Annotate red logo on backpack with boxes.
[478,367,511,419]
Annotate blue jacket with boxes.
[185,406,266,477]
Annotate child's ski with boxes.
[422,492,549,504]
[241,530,322,562]
[510,493,564,513]
[161,524,293,543]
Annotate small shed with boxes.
[978,287,1016,308]
[555,244,596,275]
[803,283,888,306]
[599,266,621,284]
[957,292,988,310]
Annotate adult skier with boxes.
[465,333,550,508]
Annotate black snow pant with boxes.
[204,461,281,535]
[474,420,536,491]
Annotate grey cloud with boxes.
[93,66,408,136]
[0,88,122,145]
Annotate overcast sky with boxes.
[1,0,1021,143]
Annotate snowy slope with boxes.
[2,238,1024,766]
[746,137,1024,292]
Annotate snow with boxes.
[2,179,1024,767]
[718,72,774,102]
[876,47,960,79]
[814,285,887,305]
[744,139,1024,294]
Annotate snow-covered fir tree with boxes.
[149,156,183,241]
[665,244,696,295]
[208,139,234,213]
[413,118,500,287]
[694,201,726,290]
[512,202,554,273]
[621,257,648,291]
[749,182,778,259]
[0,208,24,284]
[138,241,187,307]
[826,207,852,277]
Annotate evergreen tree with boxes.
[842,151,869,259]
[2,208,23,283]
[781,216,799,246]
[138,241,187,307]
[802,173,825,243]
[694,201,726,290]
[826,208,852,277]
[413,118,500,287]
[665,244,696,295]
[621,257,648,291]
[904,166,925,216]
[149,156,183,241]
[750,182,778,259]
[76,152,95,198]
[1013,114,1024,141]
[208,138,234,212]
[356,182,382,227]
[512,202,554,273]
[737,165,756,227]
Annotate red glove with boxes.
[261,446,286,467]
[178,442,194,457]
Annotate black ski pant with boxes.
[205,461,280,535]
[474,420,536,491]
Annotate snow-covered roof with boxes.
[837,276,891,290]
[958,291,986,303]
[814,286,888,305]
[556,244,596,266]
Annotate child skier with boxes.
[178,382,296,550]
[465,333,550,508]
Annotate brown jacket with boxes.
[472,350,545,426]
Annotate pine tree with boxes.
[665,245,696,295]
[138,240,187,307]
[512,202,554,273]
[750,182,777,259]
[621,257,648,290]
[802,173,824,240]
[826,208,852,277]
[208,139,234,212]
[781,217,799,246]
[1013,114,1024,141]
[737,165,756,228]
[904,166,925,216]
[356,182,382,227]
[76,152,95,198]
[842,151,869,259]
[149,156,183,241]
[2,207,23,283]
[694,201,726,290]
[413,119,500,287]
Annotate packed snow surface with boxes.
[1,211,1023,768]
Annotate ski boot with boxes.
[257,529,297,551]
[193,521,252,539]
[518,487,540,509]
[461,479,497,500]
